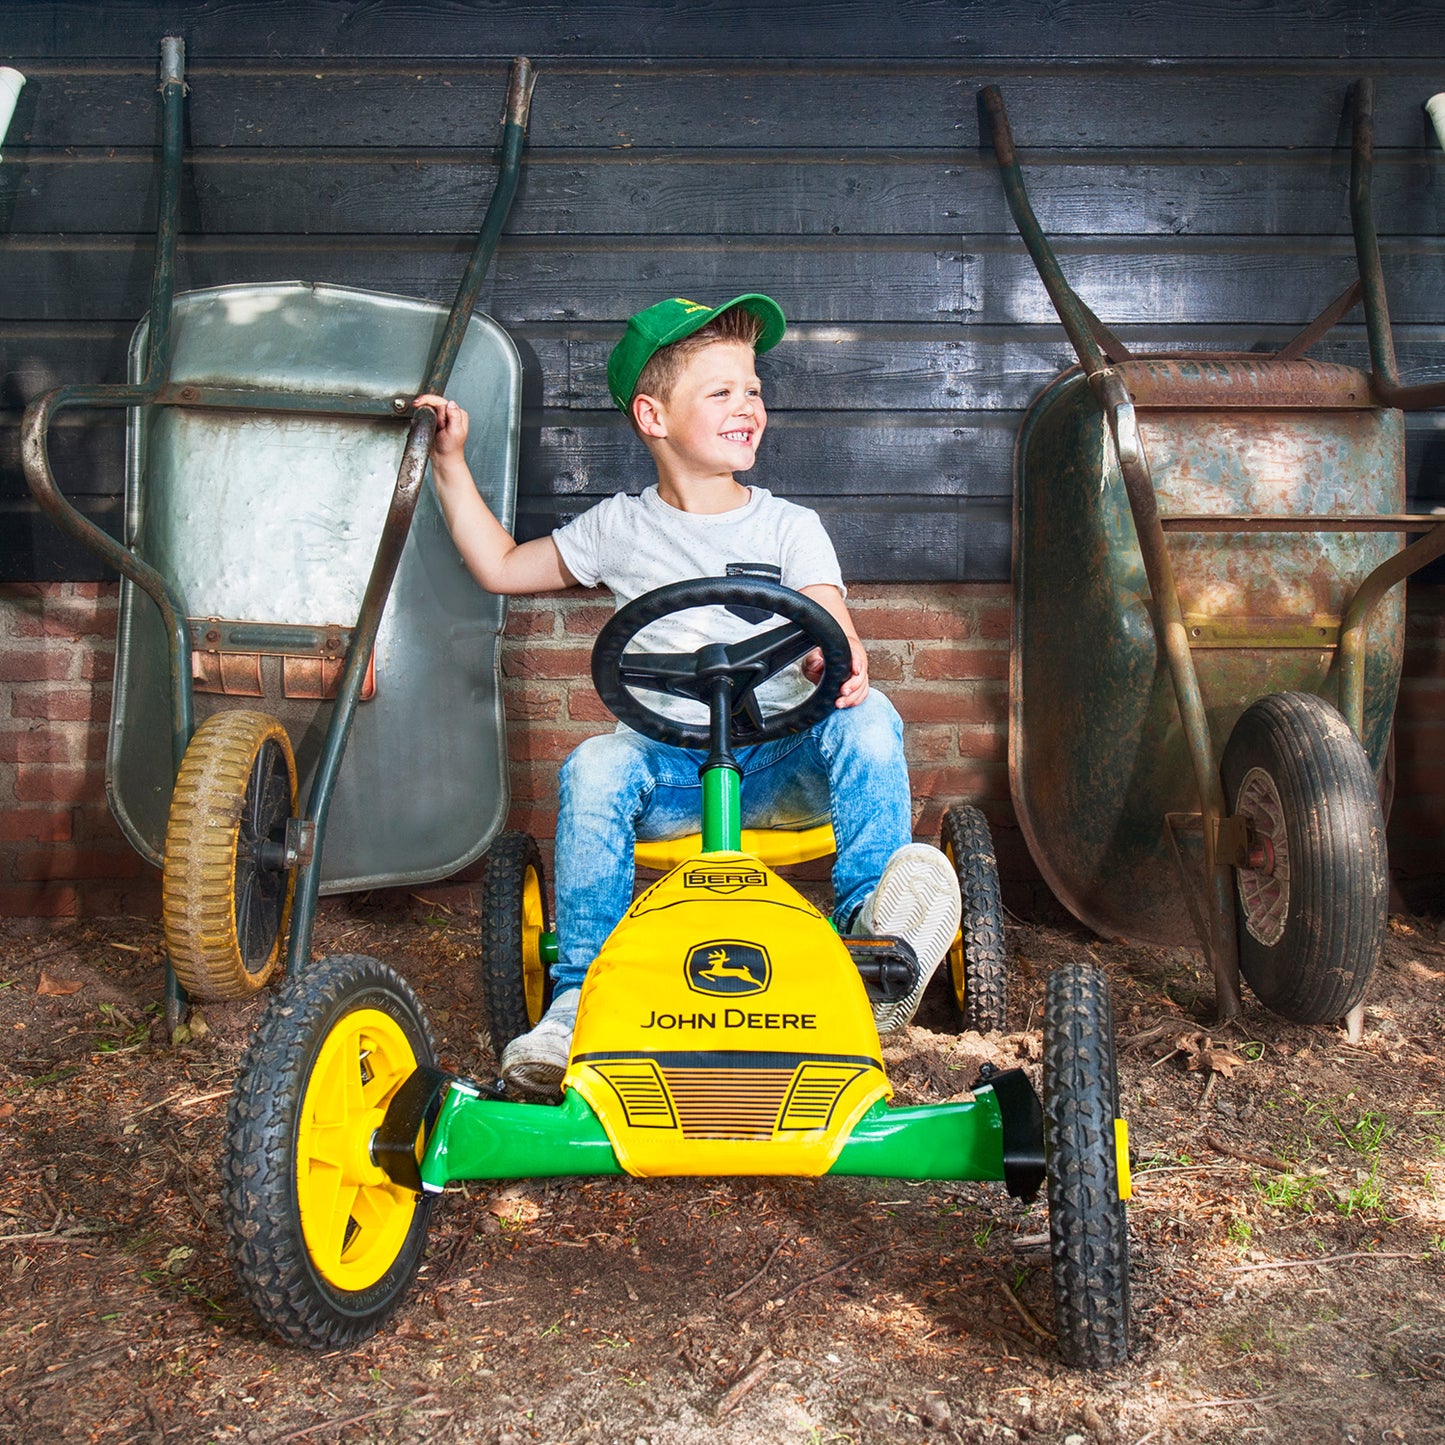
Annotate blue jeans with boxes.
[551,689,911,991]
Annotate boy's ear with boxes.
[631,392,667,438]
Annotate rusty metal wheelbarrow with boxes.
[23,40,535,1030]
[983,82,1445,1026]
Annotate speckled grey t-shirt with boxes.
[553,485,846,725]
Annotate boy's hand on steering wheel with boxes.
[804,636,870,708]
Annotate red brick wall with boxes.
[0,583,151,918]
[1,580,1440,920]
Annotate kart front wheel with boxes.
[939,805,1007,1032]
[222,954,436,1348]
[1042,961,1131,1369]
[162,709,298,999]
[480,831,554,1058]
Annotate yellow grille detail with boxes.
[778,1064,869,1131]
[589,1061,677,1129]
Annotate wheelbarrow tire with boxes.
[1221,691,1387,1024]
[222,953,436,1349]
[480,832,554,1058]
[938,805,1008,1032]
[162,709,298,1000]
[1043,961,1131,1370]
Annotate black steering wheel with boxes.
[590,577,852,751]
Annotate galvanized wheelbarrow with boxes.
[23,40,535,1028]
[982,82,1445,1026]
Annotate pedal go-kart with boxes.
[221,578,1133,1369]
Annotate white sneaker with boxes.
[500,987,581,1098]
[854,845,962,1034]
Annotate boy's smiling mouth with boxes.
[721,428,755,444]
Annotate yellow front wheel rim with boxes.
[521,865,547,1025]
[295,1008,421,1292]
[1115,1117,1132,1201]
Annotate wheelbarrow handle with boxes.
[505,55,536,129]
[420,55,536,396]
[979,86,1124,376]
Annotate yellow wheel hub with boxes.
[295,1008,421,1292]
[521,865,547,1025]
[942,839,966,1008]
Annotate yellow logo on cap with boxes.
[674,299,710,313]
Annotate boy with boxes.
[419,293,960,1097]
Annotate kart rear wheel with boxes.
[480,832,554,1057]
[222,953,436,1349]
[938,805,1007,1032]
[1220,691,1387,1024]
[1043,961,1131,1369]
[162,709,297,999]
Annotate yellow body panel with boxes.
[562,851,890,1176]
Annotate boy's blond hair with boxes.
[632,306,764,413]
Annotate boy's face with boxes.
[642,339,766,477]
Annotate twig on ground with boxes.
[1227,1251,1418,1275]
[1203,1132,1290,1172]
[1133,1393,1284,1444]
[715,1347,772,1417]
[774,1244,892,1305]
[723,1237,791,1302]
[28,1345,130,1387]
[995,1278,1055,1340]
[273,1395,437,1443]
[0,1218,100,1246]
[1010,1232,1049,1252]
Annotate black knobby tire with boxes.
[938,805,1008,1032]
[1220,691,1387,1024]
[1042,961,1130,1369]
[480,832,554,1057]
[222,954,437,1349]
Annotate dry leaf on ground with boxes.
[36,971,83,996]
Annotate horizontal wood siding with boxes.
[3,2,1444,582]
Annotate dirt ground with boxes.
[2,892,1445,1445]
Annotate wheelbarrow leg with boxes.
[1204,870,1243,1023]
[164,959,188,1040]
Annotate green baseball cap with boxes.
[606,293,786,413]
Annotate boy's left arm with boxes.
[800,584,869,708]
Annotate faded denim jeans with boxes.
[551,688,911,991]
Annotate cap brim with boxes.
[702,293,787,354]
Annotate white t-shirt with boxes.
[553,485,846,726]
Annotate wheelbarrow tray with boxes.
[108,281,521,893]
[1011,356,1404,948]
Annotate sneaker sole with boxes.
[868,847,962,1032]
[502,1058,566,1098]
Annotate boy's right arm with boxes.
[417,394,577,595]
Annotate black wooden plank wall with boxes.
[3,1,1444,583]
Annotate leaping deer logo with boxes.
[697,948,758,984]
[685,940,771,996]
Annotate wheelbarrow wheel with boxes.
[1043,961,1131,1369]
[1221,691,1387,1024]
[162,710,297,1000]
[938,805,1008,1032]
[480,832,554,1058]
[222,953,436,1349]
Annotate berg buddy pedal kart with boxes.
[222,577,1133,1368]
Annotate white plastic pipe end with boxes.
[0,68,24,160]
[1426,92,1445,153]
